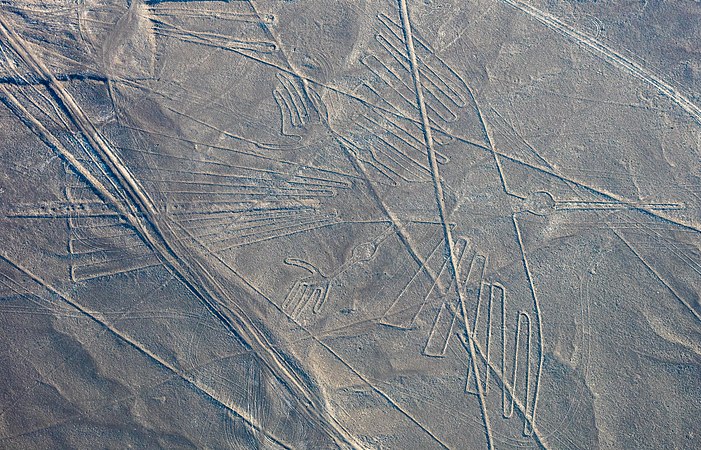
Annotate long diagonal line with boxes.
[512,213,545,437]
[140,0,700,236]
[396,1,494,448]
[240,4,454,446]
[0,253,293,450]
[127,7,699,236]
[0,15,361,449]
[176,220,453,450]
[240,4,693,448]
[499,0,701,126]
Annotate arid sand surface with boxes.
[0,1,699,448]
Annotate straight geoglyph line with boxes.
[396,1,494,448]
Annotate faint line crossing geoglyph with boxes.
[0,15,366,449]
[424,241,484,357]
[284,225,394,318]
[65,168,160,282]
[336,10,474,184]
[274,71,324,139]
[3,1,698,448]
[396,0,495,447]
[380,235,468,330]
[150,153,348,250]
[380,230,544,439]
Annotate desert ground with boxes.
[0,0,699,449]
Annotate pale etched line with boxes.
[484,283,497,394]
[555,200,685,211]
[465,253,488,393]
[501,282,509,416]
[396,1,493,447]
[445,131,701,234]
[423,241,472,357]
[68,242,145,257]
[613,227,701,322]
[424,302,455,357]
[200,211,332,238]
[175,208,316,227]
[0,253,293,449]
[151,5,274,24]
[380,234,446,327]
[0,15,361,447]
[187,210,320,232]
[520,313,533,436]
[356,119,429,179]
[505,312,532,425]
[140,167,346,190]
[512,213,544,436]
[149,18,276,54]
[117,139,359,184]
[1,206,118,219]
[69,234,142,255]
[71,255,161,283]
[142,178,335,196]
[176,220,451,450]
[159,189,332,199]
[500,0,701,125]
[206,219,338,247]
